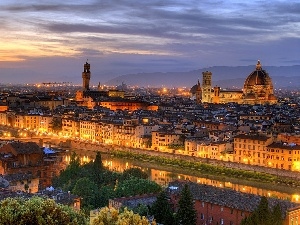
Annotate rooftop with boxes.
[168,180,298,214]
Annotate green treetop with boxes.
[175,184,197,225]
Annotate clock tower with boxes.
[82,61,91,91]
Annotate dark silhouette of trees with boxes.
[120,167,148,181]
[175,184,197,225]
[151,191,175,225]
[53,152,161,213]
[240,196,283,225]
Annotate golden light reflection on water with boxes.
[66,154,300,203]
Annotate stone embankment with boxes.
[56,139,300,181]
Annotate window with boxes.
[221,206,223,212]
[200,213,204,220]
[202,202,205,207]
[220,218,224,225]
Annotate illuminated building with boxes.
[75,62,125,108]
[233,134,273,165]
[75,62,157,111]
[152,130,183,152]
[99,99,157,111]
[266,142,300,171]
[193,61,277,105]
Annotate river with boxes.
[64,149,300,203]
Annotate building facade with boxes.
[194,61,277,105]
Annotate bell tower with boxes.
[82,61,91,91]
[202,71,212,103]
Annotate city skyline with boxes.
[1,0,300,84]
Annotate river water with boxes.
[65,150,300,203]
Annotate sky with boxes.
[0,0,300,84]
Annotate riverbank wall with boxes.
[56,139,300,181]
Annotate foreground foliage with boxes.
[91,207,156,225]
[53,152,161,212]
[0,197,87,225]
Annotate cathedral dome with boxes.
[190,80,201,94]
[242,61,277,104]
[244,61,272,87]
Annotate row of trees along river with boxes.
[64,149,300,203]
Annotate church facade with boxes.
[192,61,277,105]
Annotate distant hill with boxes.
[105,65,300,89]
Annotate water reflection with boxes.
[66,152,300,203]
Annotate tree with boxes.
[240,196,282,225]
[72,177,98,210]
[271,203,283,225]
[121,167,148,181]
[93,151,104,171]
[151,191,175,225]
[98,185,116,208]
[133,204,150,217]
[82,152,106,186]
[53,152,160,214]
[176,184,197,225]
[52,152,81,191]
[0,197,87,225]
[115,178,161,197]
[91,207,156,225]
[255,196,271,225]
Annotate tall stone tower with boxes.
[202,71,212,103]
[82,61,91,91]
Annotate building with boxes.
[4,173,39,193]
[190,80,202,103]
[202,71,212,103]
[152,130,184,152]
[196,141,233,161]
[233,134,273,165]
[76,62,125,108]
[243,60,277,105]
[0,141,67,189]
[266,142,300,171]
[193,61,277,105]
[168,180,300,225]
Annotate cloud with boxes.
[1,0,300,84]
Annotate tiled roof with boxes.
[168,180,298,214]
[1,141,42,154]
[234,134,269,141]
[267,142,300,150]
